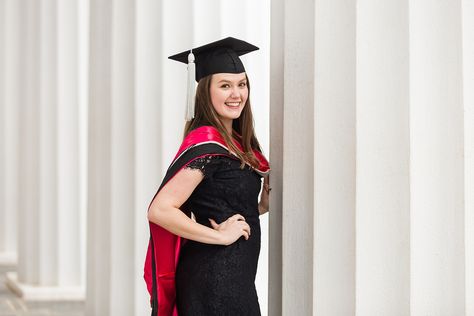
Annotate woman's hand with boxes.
[209,214,251,246]
[258,175,270,215]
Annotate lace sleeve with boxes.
[183,155,224,179]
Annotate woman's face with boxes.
[209,72,248,126]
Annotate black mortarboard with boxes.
[168,37,259,121]
[168,37,259,82]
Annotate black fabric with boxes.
[149,143,231,316]
[167,37,259,82]
[175,154,263,315]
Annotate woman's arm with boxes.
[258,175,270,215]
[147,167,251,246]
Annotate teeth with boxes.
[225,102,240,107]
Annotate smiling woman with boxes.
[210,73,249,133]
[144,37,271,316]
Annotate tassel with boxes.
[185,50,196,121]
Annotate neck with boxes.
[222,119,233,135]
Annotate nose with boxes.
[230,86,240,99]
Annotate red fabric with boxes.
[144,125,270,315]
[174,126,270,174]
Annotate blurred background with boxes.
[1,0,474,316]
[0,0,270,315]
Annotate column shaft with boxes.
[57,0,82,287]
[86,0,113,313]
[281,0,315,314]
[269,0,284,314]
[135,0,165,314]
[17,0,41,285]
[463,0,474,314]
[38,0,58,286]
[7,0,84,299]
[356,1,410,315]
[0,0,6,258]
[192,0,221,45]
[109,0,135,314]
[0,0,20,266]
[314,0,357,315]
[410,0,465,314]
[161,0,193,166]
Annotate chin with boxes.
[228,114,242,120]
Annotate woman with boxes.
[144,37,271,316]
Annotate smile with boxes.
[225,102,241,107]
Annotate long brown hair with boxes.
[183,73,262,169]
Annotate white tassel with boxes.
[185,51,196,121]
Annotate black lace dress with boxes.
[175,154,263,316]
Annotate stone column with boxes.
[268,0,284,314]
[6,0,84,300]
[280,0,316,314]
[356,1,410,315]
[135,1,193,315]
[1,0,21,270]
[0,0,7,265]
[86,0,136,314]
[410,0,465,314]
[314,0,357,315]
[15,0,41,287]
[271,0,357,315]
[463,1,474,314]
[135,0,167,314]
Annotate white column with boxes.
[56,0,82,287]
[193,0,221,45]
[314,0,357,315]
[410,0,465,314]
[0,0,20,267]
[86,1,113,313]
[135,1,195,315]
[6,0,85,300]
[86,0,136,315]
[16,0,41,285]
[135,1,165,314]
[109,1,135,314]
[37,0,58,286]
[356,1,410,315]
[280,0,316,314]
[269,0,283,314]
[0,0,6,262]
[161,0,193,166]
[463,0,474,314]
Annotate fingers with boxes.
[208,218,219,229]
[242,225,251,240]
[263,175,269,184]
[210,214,253,244]
[229,214,246,222]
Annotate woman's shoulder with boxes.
[176,125,227,154]
[187,125,221,139]
[169,126,231,167]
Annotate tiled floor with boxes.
[0,266,85,316]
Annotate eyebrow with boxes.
[217,78,247,84]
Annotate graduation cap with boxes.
[168,37,259,121]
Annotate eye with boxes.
[239,82,247,87]
[220,84,230,88]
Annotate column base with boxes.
[5,272,85,301]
